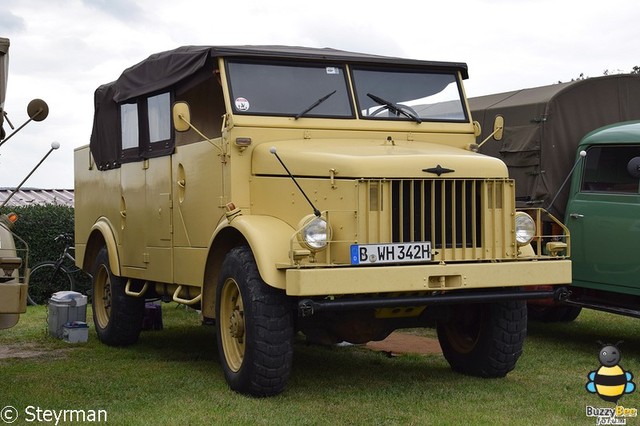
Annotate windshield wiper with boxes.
[295,90,337,120]
[367,93,422,124]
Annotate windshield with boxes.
[352,67,467,122]
[226,60,353,118]
[225,60,467,123]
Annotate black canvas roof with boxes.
[90,45,469,170]
[110,45,469,103]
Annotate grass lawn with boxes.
[1,304,639,425]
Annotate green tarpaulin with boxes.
[469,74,640,218]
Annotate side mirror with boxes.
[27,98,49,122]
[172,101,191,132]
[627,157,640,179]
[472,115,505,152]
[492,115,504,141]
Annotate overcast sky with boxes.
[1,0,638,189]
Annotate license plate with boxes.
[350,242,432,265]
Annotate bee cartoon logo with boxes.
[586,341,635,403]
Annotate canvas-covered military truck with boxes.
[75,45,571,396]
[470,76,640,322]
[0,36,50,329]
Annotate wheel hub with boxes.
[229,309,244,340]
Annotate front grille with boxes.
[357,178,514,261]
[391,179,482,249]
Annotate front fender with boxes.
[87,218,120,275]
[214,215,295,289]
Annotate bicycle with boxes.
[27,233,91,305]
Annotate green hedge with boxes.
[1,204,75,266]
[0,204,91,301]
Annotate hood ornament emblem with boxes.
[422,165,455,176]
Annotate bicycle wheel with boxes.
[27,262,74,305]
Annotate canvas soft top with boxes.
[90,45,469,170]
[111,45,469,103]
[469,74,640,218]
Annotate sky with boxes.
[1,0,639,189]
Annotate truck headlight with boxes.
[297,215,331,251]
[514,211,536,246]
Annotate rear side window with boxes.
[119,91,174,162]
[581,145,640,193]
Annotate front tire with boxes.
[92,247,144,346]
[216,246,294,397]
[436,300,527,377]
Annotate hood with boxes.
[252,139,508,179]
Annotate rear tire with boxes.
[436,300,527,377]
[92,247,144,346]
[216,246,294,397]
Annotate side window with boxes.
[119,91,174,162]
[581,145,640,193]
[120,103,139,150]
[147,93,171,143]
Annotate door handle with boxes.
[569,213,584,219]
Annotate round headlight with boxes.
[514,212,536,246]
[298,216,331,251]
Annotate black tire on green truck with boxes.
[436,299,527,377]
[216,246,294,397]
[92,247,144,346]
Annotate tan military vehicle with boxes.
[1,37,50,329]
[75,46,571,396]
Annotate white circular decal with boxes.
[235,97,250,111]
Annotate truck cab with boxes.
[75,45,571,396]
[564,121,640,314]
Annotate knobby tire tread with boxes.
[438,299,527,378]
[92,247,144,346]
[217,246,294,397]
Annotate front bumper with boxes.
[285,259,571,296]
[298,286,570,317]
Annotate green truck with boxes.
[470,75,640,320]
[562,121,640,318]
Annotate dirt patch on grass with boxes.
[0,343,71,360]
[366,332,441,356]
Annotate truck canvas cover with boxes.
[469,74,640,218]
[90,45,469,170]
